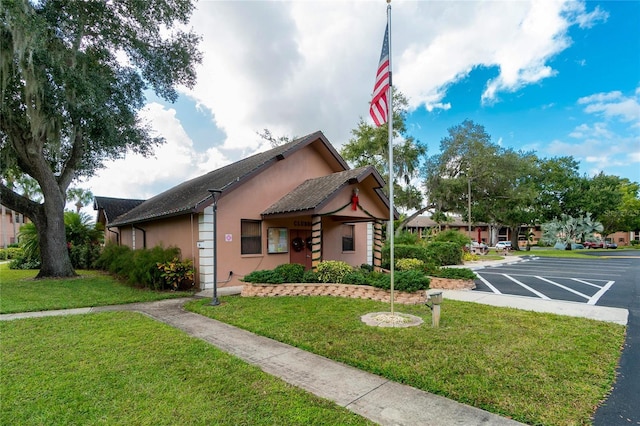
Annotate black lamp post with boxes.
[208,189,222,306]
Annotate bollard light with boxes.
[426,290,443,328]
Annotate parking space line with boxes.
[571,278,603,289]
[588,281,615,305]
[503,274,551,300]
[476,274,501,294]
[535,276,590,300]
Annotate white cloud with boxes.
[578,89,640,123]
[181,0,600,154]
[87,0,615,201]
[86,103,230,200]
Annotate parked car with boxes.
[606,242,618,249]
[553,242,585,250]
[495,241,512,250]
[584,240,605,249]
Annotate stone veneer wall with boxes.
[241,283,426,305]
[429,277,476,290]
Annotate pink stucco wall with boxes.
[109,140,390,290]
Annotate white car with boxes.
[495,241,512,250]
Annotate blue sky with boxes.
[83,0,639,212]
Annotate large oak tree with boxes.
[1,0,201,277]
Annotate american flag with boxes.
[370,23,390,127]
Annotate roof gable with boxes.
[93,196,146,223]
[108,131,349,227]
[262,166,388,217]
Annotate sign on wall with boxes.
[267,228,288,253]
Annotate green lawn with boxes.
[0,264,192,314]
[1,312,372,425]
[0,263,627,425]
[186,296,625,426]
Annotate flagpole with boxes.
[386,0,394,316]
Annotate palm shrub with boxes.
[65,211,104,269]
[9,222,40,269]
[10,212,103,269]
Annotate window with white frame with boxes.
[342,224,355,252]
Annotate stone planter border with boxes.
[241,277,474,305]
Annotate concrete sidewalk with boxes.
[97,298,525,426]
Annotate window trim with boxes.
[241,219,262,255]
[342,224,355,252]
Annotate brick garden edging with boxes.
[240,277,475,305]
[429,277,476,290]
[241,283,426,305]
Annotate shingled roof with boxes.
[108,131,348,227]
[93,196,146,223]
[262,166,392,218]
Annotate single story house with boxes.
[95,131,395,290]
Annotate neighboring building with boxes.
[405,215,493,244]
[95,131,394,290]
[406,215,638,248]
[0,204,28,248]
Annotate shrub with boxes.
[431,268,477,280]
[302,270,320,283]
[274,263,305,283]
[395,231,419,245]
[433,229,470,248]
[342,271,369,285]
[157,258,195,290]
[382,244,428,267]
[9,254,41,270]
[462,252,479,262]
[369,270,430,292]
[95,244,186,290]
[316,260,354,283]
[359,263,374,272]
[396,258,424,271]
[95,244,133,275]
[0,247,22,260]
[242,270,284,284]
[631,240,639,247]
[423,242,463,266]
[129,246,182,290]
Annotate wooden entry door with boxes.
[289,229,312,270]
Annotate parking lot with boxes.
[473,253,639,309]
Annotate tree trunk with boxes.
[33,188,76,279]
[0,182,76,278]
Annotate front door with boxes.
[289,229,312,270]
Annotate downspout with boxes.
[108,228,120,245]
[133,225,147,249]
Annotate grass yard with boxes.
[0,312,372,425]
[0,264,192,314]
[186,296,625,426]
